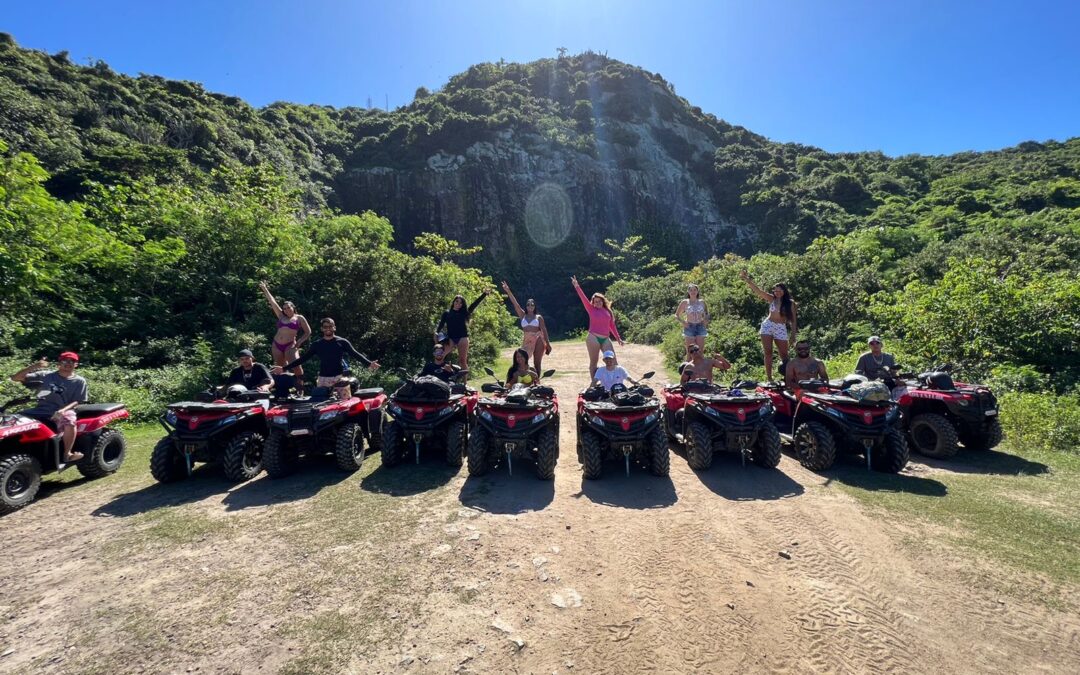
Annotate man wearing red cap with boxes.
[10,352,89,463]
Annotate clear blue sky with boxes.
[6,0,1080,156]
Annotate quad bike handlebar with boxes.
[0,396,33,414]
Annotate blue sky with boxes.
[6,0,1079,156]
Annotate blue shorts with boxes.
[683,323,707,338]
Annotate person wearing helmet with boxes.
[227,349,273,392]
[10,352,89,463]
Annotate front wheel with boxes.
[381,419,404,467]
[580,429,603,480]
[752,424,782,469]
[0,454,42,515]
[222,431,265,481]
[793,422,837,471]
[466,425,491,476]
[872,427,909,473]
[535,425,558,480]
[908,413,959,459]
[263,431,297,478]
[150,437,186,483]
[333,422,365,472]
[647,425,670,477]
[686,422,713,470]
[960,417,1003,451]
[446,420,467,467]
[77,428,127,479]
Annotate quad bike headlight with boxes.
[480,410,492,421]
[271,415,289,426]
[389,404,402,415]
[532,413,546,424]
[319,410,341,421]
[644,413,657,425]
[438,407,453,416]
[825,407,845,420]
[164,410,178,426]
[219,415,237,426]
[886,407,900,423]
[590,415,605,427]
[760,403,773,416]
[704,406,721,417]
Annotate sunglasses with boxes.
[869,341,881,345]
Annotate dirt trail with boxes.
[1,342,1078,674]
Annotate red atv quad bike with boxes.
[884,364,1003,459]
[151,383,271,483]
[262,375,387,478]
[381,369,477,467]
[576,372,669,479]
[757,378,908,473]
[660,378,781,471]
[0,394,129,515]
[467,367,559,480]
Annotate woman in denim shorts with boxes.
[675,284,709,358]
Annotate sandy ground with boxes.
[1,342,1078,674]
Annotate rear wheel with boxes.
[222,431,265,481]
[535,426,557,480]
[333,422,365,472]
[580,429,603,480]
[686,422,713,470]
[263,430,297,478]
[150,437,186,483]
[909,413,959,458]
[446,420,466,467]
[647,425,670,477]
[0,454,42,515]
[466,426,491,476]
[752,424,782,469]
[793,422,837,471]
[77,428,127,479]
[872,427,909,473]
[960,417,1003,451]
[381,420,404,467]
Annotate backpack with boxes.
[848,381,891,402]
[395,375,451,401]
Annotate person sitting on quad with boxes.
[273,317,379,399]
[785,340,829,391]
[593,351,640,392]
[686,344,732,383]
[854,335,896,381]
[506,348,540,386]
[10,352,88,463]
[420,343,461,382]
[227,349,273,392]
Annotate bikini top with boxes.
[516,371,535,385]
[277,316,300,330]
[521,315,540,328]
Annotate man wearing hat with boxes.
[10,352,89,463]
[855,336,896,381]
[420,343,461,382]
[593,350,639,392]
[227,349,273,391]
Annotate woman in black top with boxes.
[434,289,490,375]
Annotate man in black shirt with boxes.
[272,317,379,397]
[419,344,460,382]
[227,350,273,391]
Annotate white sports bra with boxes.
[521,315,540,328]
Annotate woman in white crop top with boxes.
[675,283,710,358]
[501,280,553,372]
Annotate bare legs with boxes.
[532,336,546,373]
[585,334,601,378]
[760,335,790,382]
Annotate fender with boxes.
[77,408,130,434]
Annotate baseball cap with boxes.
[867,336,882,344]
[602,350,616,359]
[58,351,79,362]
[238,349,254,358]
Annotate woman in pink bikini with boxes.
[501,280,553,373]
[259,281,311,391]
[571,275,624,378]
[738,270,797,382]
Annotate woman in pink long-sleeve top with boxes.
[571,275,624,378]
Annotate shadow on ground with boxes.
[915,448,1050,476]
[92,464,236,517]
[824,452,949,496]
[361,457,459,497]
[691,454,805,501]
[458,469,555,515]
[222,456,356,510]
[574,464,678,508]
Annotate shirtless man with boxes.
[686,344,732,383]
[784,340,828,391]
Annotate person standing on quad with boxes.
[686,344,732,383]
[435,289,490,376]
[738,270,797,383]
[506,348,540,386]
[501,281,552,373]
[227,349,273,392]
[785,340,828,391]
[258,281,311,394]
[854,336,896,381]
[10,352,88,463]
[675,283,710,359]
[420,343,461,382]
[273,318,379,398]
[571,275,624,378]
[593,351,640,392]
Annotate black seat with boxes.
[74,403,125,418]
[354,387,384,400]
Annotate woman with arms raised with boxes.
[501,280,552,373]
[435,289,491,375]
[258,281,311,393]
[738,270,797,382]
[571,275,624,379]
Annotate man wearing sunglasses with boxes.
[855,336,895,381]
[10,352,89,463]
[785,340,828,391]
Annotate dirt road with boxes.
[1,342,1077,673]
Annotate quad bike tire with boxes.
[793,421,837,471]
[150,437,186,483]
[960,417,1003,452]
[0,454,42,515]
[752,423,782,469]
[466,426,491,476]
[222,431,265,481]
[871,426,909,473]
[686,422,713,471]
[908,413,959,459]
[647,424,670,477]
[333,422,366,472]
[580,429,604,480]
[77,428,127,479]
[446,420,466,467]
[535,426,558,480]
[381,419,404,467]
[366,415,384,454]
[263,430,298,478]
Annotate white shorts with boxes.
[759,319,789,341]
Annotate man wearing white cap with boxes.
[593,351,638,392]
[855,336,895,381]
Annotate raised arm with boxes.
[258,281,284,319]
[11,359,48,383]
[675,299,689,326]
[295,315,312,348]
[738,270,775,302]
[571,276,591,311]
[711,354,732,371]
[467,289,489,315]
[501,281,525,318]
